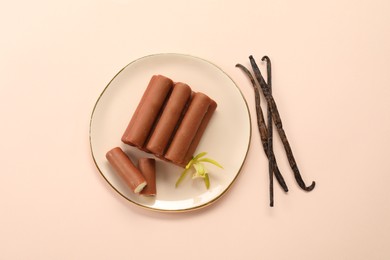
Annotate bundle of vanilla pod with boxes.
[236,55,315,207]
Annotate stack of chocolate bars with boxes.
[106,74,217,195]
[122,74,217,167]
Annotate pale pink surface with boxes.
[1,0,390,259]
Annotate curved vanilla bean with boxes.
[236,63,288,193]
[249,55,316,192]
[262,56,274,206]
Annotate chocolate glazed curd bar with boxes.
[138,158,156,196]
[164,92,215,166]
[106,147,147,193]
[121,75,217,167]
[181,99,217,166]
[121,75,173,149]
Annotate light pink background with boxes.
[1,0,390,259]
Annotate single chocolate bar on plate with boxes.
[164,92,216,166]
[121,75,173,149]
[182,99,217,166]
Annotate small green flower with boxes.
[175,152,223,189]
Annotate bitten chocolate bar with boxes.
[122,75,217,167]
[106,147,147,193]
[138,158,156,196]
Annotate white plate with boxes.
[89,53,251,212]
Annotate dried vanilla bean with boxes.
[236,63,288,194]
[262,56,274,206]
[249,55,316,191]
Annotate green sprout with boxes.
[175,152,223,189]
